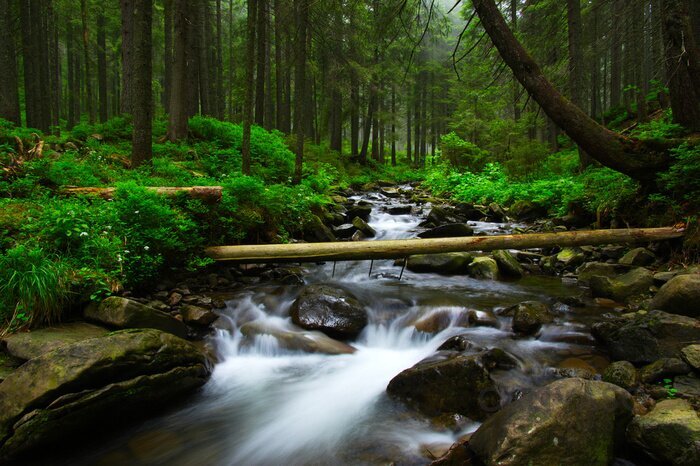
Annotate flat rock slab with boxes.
[2,323,109,361]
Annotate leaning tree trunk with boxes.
[472,0,671,183]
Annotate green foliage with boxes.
[632,109,686,140]
[70,116,134,142]
[439,132,490,170]
[0,246,70,329]
[662,379,678,398]
[658,143,700,206]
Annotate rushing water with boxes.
[66,189,611,466]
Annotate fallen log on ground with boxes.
[205,227,685,263]
[61,186,223,202]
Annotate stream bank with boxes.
[1,185,699,465]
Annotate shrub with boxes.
[440,132,490,170]
[659,143,700,206]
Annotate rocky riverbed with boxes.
[1,185,699,465]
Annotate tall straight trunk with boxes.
[20,0,50,131]
[274,0,283,130]
[567,0,593,169]
[350,75,360,158]
[391,85,396,166]
[472,0,671,182]
[20,0,37,129]
[81,0,94,123]
[185,1,200,117]
[167,0,190,141]
[242,0,257,175]
[216,0,224,119]
[264,1,274,128]
[198,1,211,115]
[292,0,308,184]
[128,0,153,166]
[590,1,600,119]
[49,3,61,131]
[38,0,51,131]
[120,0,133,114]
[610,0,622,108]
[406,92,412,165]
[661,0,700,131]
[633,0,648,121]
[359,81,377,164]
[164,0,173,112]
[414,79,420,165]
[254,0,267,125]
[228,0,235,120]
[283,23,292,133]
[97,11,108,122]
[0,0,21,125]
[510,0,520,120]
[67,21,78,129]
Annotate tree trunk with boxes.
[391,85,397,166]
[167,0,189,141]
[610,0,623,109]
[197,1,211,116]
[49,2,61,132]
[67,21,79,129]
[350,74,360,158]
[128,0,152,167]
[242,0,257,175]
[254,0,267,125]
[472,0,670,182]
[97,11,108,122]
[292,0,308,184]
[406,91,412,165]
[216,0,224,119]
[164,0,173,112]
[120,0,133,114]
[81,0,94,124]
[510,0,520,121]
[0,0,21,125]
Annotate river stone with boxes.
[650,274,700,318]
[386,349,515,420]
[351,230,366,241]
[86,296,188,338]
[413,308,471,334]
[454,202,486,221]
[467,256,499,280]
[1,323,109,361]
[492,250,524,278]
[511,301,554,335]
[0,353,22,384]
[589,267,654,303]
[508,200,547,221]
[681,345,700,371]
[592,310,700,364]
[351,216,376,238]
[418,223,474,239]
[468,378,633,466]
[626,399,700,466]
[386,205,412,215]
[675,374,700,397]
[346,204,372,222]
[619,247,656,266]
[576,262,630,285]
[406,253,472,275]
[380,187,400,198]
[556,248,586,268]
[333,223,357,239]
[638,358,691,384]
[425,206,453,226]
[303,214,336,242]
[437,335,483,353]
[487,202,507,222]
[289,284,367,340]
[603,361,639,391]
[180,305,218,327]
[0,329,209,461]
[239,321,356,355]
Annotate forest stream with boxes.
[58,187,619,466]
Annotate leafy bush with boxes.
[440,132,490,170]
[659,143,700,205]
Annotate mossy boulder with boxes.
[180,305,218,327]
[492,250,524,278]
[650,274,700,318]
[638,358,691,384]
[0,329,210,461]
[466,256,499,280]
[346,204,372,222]
[619,247,656,266]
[602,361,639,391]
[303,214,336,242]
[468,378,633,466]
[289,284,367,340]
[576,262,629,285]
[418,223,474,239]
[508,200,548,221]
[86,297,188,338]
[351,216,376,238]
[556,248,586,268]
[681,344,700,371]
[386,349,517,420]
[1,323,109,361]
[627,399,700,466]
[509,301,554,335]
[592,310,700,364]
[406,253,472,275]
[589,267,654,303]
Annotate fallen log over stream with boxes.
[61,186,223,202]
[205,227,685,263]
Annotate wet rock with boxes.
[556,248,586,268]
[638,358,691,384]
[346,204,372,222]
[675,374,700,397]
[589,267,654,303]
[351,216,376,238]
[289,284,367,340]
[0,353,22,383]
[386,205,412,215]
[380,187,400,198]
[418,223,474,239]
[85,297,188,338]
[406,253,472,275]
[467,310,500,329]
[487,202,507,222]
[239,321,356,355]
[425,206,454,226]
[333,223,357,239]
[167,292,183,306]
[505,301,553,335]
[492,250,524,278]
[466,256,499,280]
[1,323,109,361]
[654,271,680,286]
[0,329,210,461]
[603,361,639,391]
[681,345,700,371]
[619,248,656,266]
[508,200,547,221]
[454,202,486,221]
[351,230,367,241]
[550,358,598,380]
[650,274,700,318]
[600,245,626,260]
[626,398,700,466]
[180,305,218,327]
[259,267,305,285]
[387,349,514,420]
[413,309,471,334]
[576,262,630,284]
[437,335,483,353]
[592,310,700,364]
[303,215,336,242]
[468,378,633,466]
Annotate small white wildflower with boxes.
[134,210,140,214]
[117,254,122,262]
[144,246,150,251]
[124,250,130,254]
[102,231,108,235]
[79,231,88,237]
[106,225,112,230]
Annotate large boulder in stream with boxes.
[239,321,356,355]
[85,296,188,338]
[650,274,700,318]
[406,253,473,275]
[626,398,700,466]
[418,223,474,239]
[592,310,700,364]
[466,378,633,466]
[589,267,654,303]
[1,322,109,361]
[290,284,368,340]
[387,349,518,420]
[492,250,524,278]
[507,301,554,335]
[0,329,210,462]
[466,256,499,280]
[346,204,372,222]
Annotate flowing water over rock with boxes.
[65,189,613,466]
